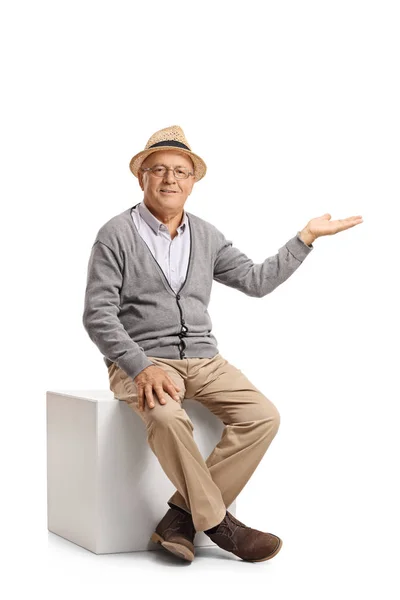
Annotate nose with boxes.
[163,168,177,184]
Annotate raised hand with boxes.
[304,213,363,240]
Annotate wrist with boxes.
[298,228,316,247]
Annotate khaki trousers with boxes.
[107,353,280,532]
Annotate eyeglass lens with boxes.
[150,165,190,179]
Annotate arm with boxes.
[82,241,154,380]
[213,228,313,298]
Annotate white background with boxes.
[1,0,399,597]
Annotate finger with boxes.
[340,217,363,230]
[145,385,155,410]
[346,216,363,223]
[166,375,181,395]
[154,385,166,405]
[167,374,180,391]
[170,377,181,392]
[168,384,180,402]
[137,387,144,412]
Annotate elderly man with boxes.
[82,125,363,563]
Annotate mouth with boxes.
[160,189,178,194]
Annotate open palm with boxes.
[307,213,363,238]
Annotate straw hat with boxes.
[129,125,207,181]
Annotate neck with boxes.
[143,200,184,228]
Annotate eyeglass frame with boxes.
[140,164,195,180]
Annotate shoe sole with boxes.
[241,537,283,562]
[150,532,194,562]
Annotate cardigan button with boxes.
[176,294,180,300]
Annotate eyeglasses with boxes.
[140,165,194,180]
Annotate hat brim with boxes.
[129,147,207,181]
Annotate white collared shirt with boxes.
[130,201,191,294]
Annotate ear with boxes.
[138,170,144,191]
[188,177,196,195]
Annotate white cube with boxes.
[46,390,236,554]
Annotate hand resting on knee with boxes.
[134,365,181,411]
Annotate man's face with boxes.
[138,150,196,214]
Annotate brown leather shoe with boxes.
[150,507,196,562]
[205,510,283,562]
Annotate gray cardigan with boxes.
[82,206,314,380]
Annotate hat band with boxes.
[148,140,191,151]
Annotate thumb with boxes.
[319,213,331,220]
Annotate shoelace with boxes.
[212,511,242,537]
[226,511,248,529]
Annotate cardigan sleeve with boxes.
[82,240,154,380]
[213,228,313,298]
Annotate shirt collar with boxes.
[138,201,188,236]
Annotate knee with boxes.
[259,402,281,436]
[147,401,193,432]
[271,408,281,435]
